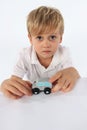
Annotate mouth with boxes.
[42,50,51,53]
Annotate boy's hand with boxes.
[0,75,32,99]
[49,67,80,93]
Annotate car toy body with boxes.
[32,78,52,95]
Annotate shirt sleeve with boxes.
[12,49,28,78]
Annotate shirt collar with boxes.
[47,46,62,70]
[31,46,39,64]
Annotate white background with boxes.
[0,0,87,83]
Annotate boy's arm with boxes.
[49,47,80,93]
[0,75,32,99]
[0,48,32,99]
[49,67,80,93]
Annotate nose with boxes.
[42,39,51,48]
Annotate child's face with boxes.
[28,30,62,61]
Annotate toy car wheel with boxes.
[32,88,40,95]
[44,87,51,94]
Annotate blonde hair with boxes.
[27,6,64,36]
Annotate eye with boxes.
[49,35,57,41]
[36,36,43,41]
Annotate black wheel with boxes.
[44,87,51,94]
[32,88,40,95]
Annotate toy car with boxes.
[32,78,52,95]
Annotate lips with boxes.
[42,50,51,53]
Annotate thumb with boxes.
[51,84,61,93]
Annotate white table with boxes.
[0,78,87,130]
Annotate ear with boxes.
[59,36,62,44]
[28,34,32,44]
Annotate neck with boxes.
[37,57,52,68]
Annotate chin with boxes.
[42,55,53,59]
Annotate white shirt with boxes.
[13,45,73,83]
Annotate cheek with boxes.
[52,42,58,48]
[51,42,59,51]
[34,44,41,52]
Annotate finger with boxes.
[51,77,66,93]
[5,85,24,96]
[51,84,62,93]
[55,77,65,91]
[11,76,31,88]
[9,80,32,96]
[49,71,62,83]
[61,80,70,91]
[57,77,65,87]
[16,80,32,91]
[62,82,74,92]
[25,81,32,88]
[4,90,21,99]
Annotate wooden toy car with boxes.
[32,78,52,95]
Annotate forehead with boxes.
[32,28,60,36]
[30,20,61,35]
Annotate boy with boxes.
[0,6,80,99]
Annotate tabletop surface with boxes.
[0,78,87,130]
